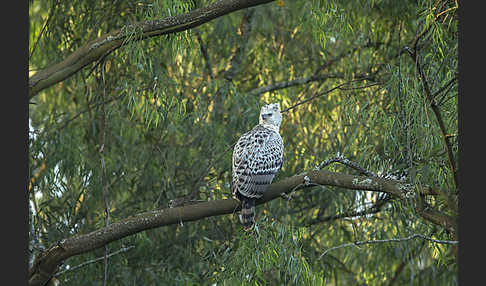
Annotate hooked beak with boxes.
[262,113,271,120]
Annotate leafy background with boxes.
[29,0,458,285]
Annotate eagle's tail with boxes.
[239,196,255,231]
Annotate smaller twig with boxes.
[435,79,458,107]
[166,141,237,209]
[315,153,376,177]
[412,24,433,54]
[410,0,452,54]
[281,175,320,200]
[99,60,110,286]
[386,260,407,286]
[247,41,380,98]
[435,6,458,19]
[55,246,135,276]
[195,29,214,80]
[222,8,255,81]
[281,78,378,113]
[30,0,58,59]
[193,141,237,194]
[305,194,391,226]
[320,234,458,258]
[86,45,117,80]
[280,83,344,113]
[436,89,457,108]
[432,76,458,100]
[58,93,125,132]
[336,82,381,91]
[281,183,302,200]
[247,73,342,97]
[405,39,458,190]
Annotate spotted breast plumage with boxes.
[232,103,284,230]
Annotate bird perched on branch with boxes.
[232,103,284,231]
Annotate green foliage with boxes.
[29,0,458,284]
[211,222,319,285]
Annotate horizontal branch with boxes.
[28,0,275,98]
[28,169,414,286]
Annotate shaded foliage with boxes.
[29,0,458,285]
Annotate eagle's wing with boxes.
[232,126,283,199]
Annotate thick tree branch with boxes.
[28,0,275,98]
[28,169,414,286]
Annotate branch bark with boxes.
[28,0,275,98]
[28,169,414,286]
[414,193,458,259]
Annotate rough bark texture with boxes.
[28,169,414,286]
[28,0,275,98]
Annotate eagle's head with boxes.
[259,103,282,130]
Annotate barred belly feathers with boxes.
[231,103,284,230]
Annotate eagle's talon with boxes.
[303,175,311,186]
[281,192,291,200]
